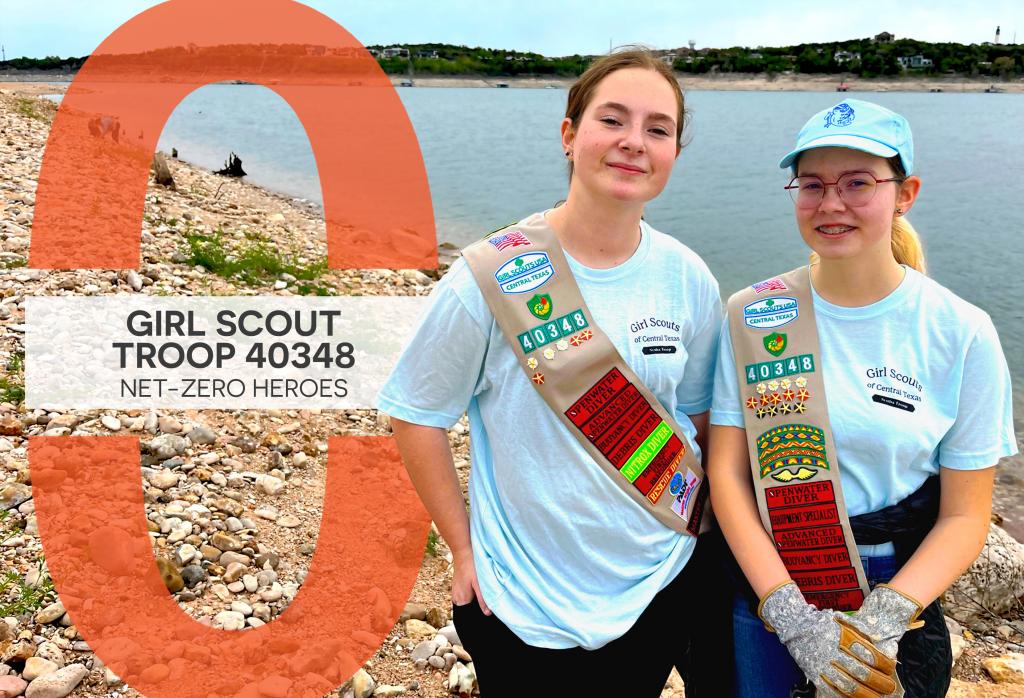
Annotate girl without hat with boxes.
[379,48,733,696]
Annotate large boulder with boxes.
[944,523,1024,628]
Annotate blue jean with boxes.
[732,555,898,698]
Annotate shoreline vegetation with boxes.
[2,73,1022,93]
[2,34,1022,93]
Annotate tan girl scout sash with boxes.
[461,213,708,535]
[727,267,870,610]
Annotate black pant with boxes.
[452,531,734,698]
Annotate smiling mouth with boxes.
[816,225,856,236]
[607,163,645,174]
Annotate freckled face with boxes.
[565,68,680,203]
[794,147,902,261]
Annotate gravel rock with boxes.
[946,524,1024,627]
[148,470,180,490]
[983,652,1024,684]
[0,484,31,511]
[350,669,375,698]
[180,565,206,588]
[32,644,63,668]
[277,515,300,528]
[22,657,58,681]
[223,562,247,583]
[24,663,88,698]
[213,611,246,631]
[187,426,217,445]
[256,475,285,495]
[100,415,121,431]
[149,434,188,459]
[951,634,966,664]
[0,676,28,698]
[436,624,462,647]
[158,416,183,433]
[211,532,243,552]
[35,602,65,625]
[411,640,439,662]
[405,619,437,641]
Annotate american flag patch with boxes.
[488,230,531,251]
[752,278,788,294]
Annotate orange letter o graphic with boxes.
[29,2,433,696]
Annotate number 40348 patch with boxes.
[745,354,815,384]
[518,309,589,354]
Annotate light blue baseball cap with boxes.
[778,99,914,175]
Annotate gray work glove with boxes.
[845,584,925,659]
[759,582,901,698]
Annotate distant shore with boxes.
[2,72,1022,94]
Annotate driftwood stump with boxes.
[215,151,247,177]
[151,152,176,189]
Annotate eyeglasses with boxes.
[785,172,903,208]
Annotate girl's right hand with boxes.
[452,549,491,615]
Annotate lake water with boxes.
[46,86,1024,440]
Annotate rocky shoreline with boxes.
[1,91,1023,697]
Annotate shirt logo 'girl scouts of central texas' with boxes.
[824,103,855,128]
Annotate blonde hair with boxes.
[807,155,926,273]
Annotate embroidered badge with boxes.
[756,424,829,479]
[531,372,545,385]
[517,309,590,354]
[556,339,569,351]
[488,230,532,251]
[671,469,700,519]
[565,368,685,501]
[772,467,817,482]
[527,293,553,320]
[743,297,799,329]
[543,348,556,360]
[824,103,855,128]
[764,333,787,357]
[744,354,816,384]
[495,252,554,294]
[752,278,789,294]
[526,357,538,370]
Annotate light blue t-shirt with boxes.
[711,267,1017,555]
[378,213,722,649]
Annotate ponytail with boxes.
[890,216,926,273]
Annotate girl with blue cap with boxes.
[708,98,1017,697]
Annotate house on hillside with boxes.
[897,55,933,69]
[661,53,677,66]
[874,31,895,44]
[382,46,409,59]
[834,51,861,63]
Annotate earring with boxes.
[565,150,572,158]
[895,208,904,215]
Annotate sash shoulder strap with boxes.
[727,268,870,611]
[461,215,708,535]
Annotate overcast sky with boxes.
[1,0,1020,59]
